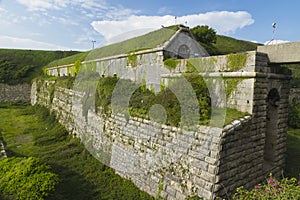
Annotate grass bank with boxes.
[286,128,300,179]
[0,103,153,200]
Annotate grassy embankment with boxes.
[0,103,154,200]
[0,49,80,85]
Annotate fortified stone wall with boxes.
[32,79,251,199]
[0,83,31,102]
[32,51,291,199]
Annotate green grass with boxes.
[0,49,80,85]
[0,103,154,200]
[212,35,260,55]
[45,51,90,68]
[46,31,259,68]
[46,27,178,68]
[286,128,300,179]
[285,64,300,88]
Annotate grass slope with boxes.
[0,103,153,200]
[46,33,260,68]
[286,128,300,179]
[0,49,80,85]
[46,27,178,68]
[212,35,260,55]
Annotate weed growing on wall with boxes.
[163,58,179,70]
[95,74,211,127]
[127,54,138,67]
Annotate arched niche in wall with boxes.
[177,44,190,59]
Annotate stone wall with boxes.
[0,83,31,102]
[290,88,300,103]
[0,134,7,159]
[33,51,291,199]
[32,80,250,199]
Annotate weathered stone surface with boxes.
[0,83,31,102]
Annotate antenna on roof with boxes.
[272,22,276,41]
[91,40,96,49]
[266,22,276,45]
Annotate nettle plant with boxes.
[233,174,300,199]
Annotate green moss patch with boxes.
[225,53,247,72]
[164,58,179,70]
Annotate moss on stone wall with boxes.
[163,58,179,70]
[72,60,81,76]
[225,53,247,72]
[127,54,138,68]
[224,77,245,98]
[186,57,217,73]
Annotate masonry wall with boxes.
[0,83,31,102]
[33,79,255,199]
[34,51,291,199]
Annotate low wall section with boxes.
[0,83,31,102]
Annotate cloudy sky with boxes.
[0,0,298,50]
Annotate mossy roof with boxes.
[47,26,182,67]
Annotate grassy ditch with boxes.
[0,103,153,200]
[286,128,300,179]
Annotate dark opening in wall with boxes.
[177,44,190,59]
[263,88,280,171]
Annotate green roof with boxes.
[47,26,180,67]
[87,26,179,60]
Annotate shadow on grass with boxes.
[286,131,300,179]
[46,164,97,200]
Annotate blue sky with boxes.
[0,0,299,51]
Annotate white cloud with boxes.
[16,0,58,11]
[0,35,70,50]
[158,7,171,15]
[264,39,290,45]
[91,11,254,43]
[0,7,6,13]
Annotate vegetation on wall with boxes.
[95,74,248,127]
[127,54,138,67]
[224,78,245,98]
[0,49,80,85]
[0,157,59,200]
[163,58,180,70]
[226,53,247,72]
[95,74,211,126]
